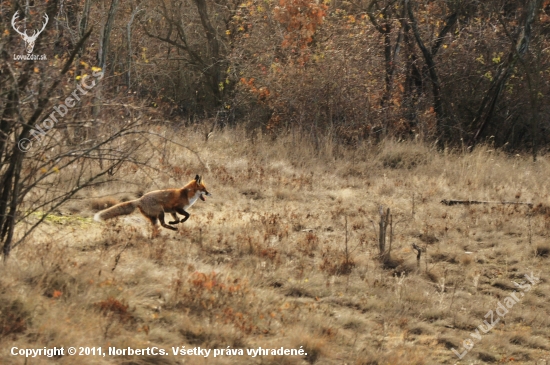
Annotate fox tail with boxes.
[94,200,139,221]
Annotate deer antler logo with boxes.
[11,11,49,54]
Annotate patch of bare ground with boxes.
[2,128,550,364]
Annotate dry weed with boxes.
[3,131,550,364]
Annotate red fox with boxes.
[94,175,211,236]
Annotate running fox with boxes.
[94,175,211,236]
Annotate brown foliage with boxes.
[319,247,355,276]
[0,300,28,338]
[95,297,133,323]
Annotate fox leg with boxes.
[168,213,180,225]
[152,226,160,238]
[158,212,177,231]
[145,215,160,238]
[175,207,190,223]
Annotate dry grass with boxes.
[2,127,550,364]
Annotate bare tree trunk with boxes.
[145,0,227,105]
[406,0,456,146]
[1,24,93,258]
[127,6,144,88]
[194,0,222,102]
[365,0,402,107]
[399,5,421,128]
[1,0,62,258]
[471,0,543,146]
[79,0,92,54]
[98,0,120,72]
[63,0,92,146]
[94,0,120,121]
[79,0,92,37]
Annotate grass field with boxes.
[2,127,550,364]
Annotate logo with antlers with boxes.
[11,11,48,54]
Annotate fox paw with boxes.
[168,220,180,225]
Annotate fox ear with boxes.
[195,175,201,184]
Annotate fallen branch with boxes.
[441,199,533,208]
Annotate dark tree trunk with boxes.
[471,0,543,146]
[194,0,223,102]
[406,0,457,145]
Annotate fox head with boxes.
[194,174,212,201]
